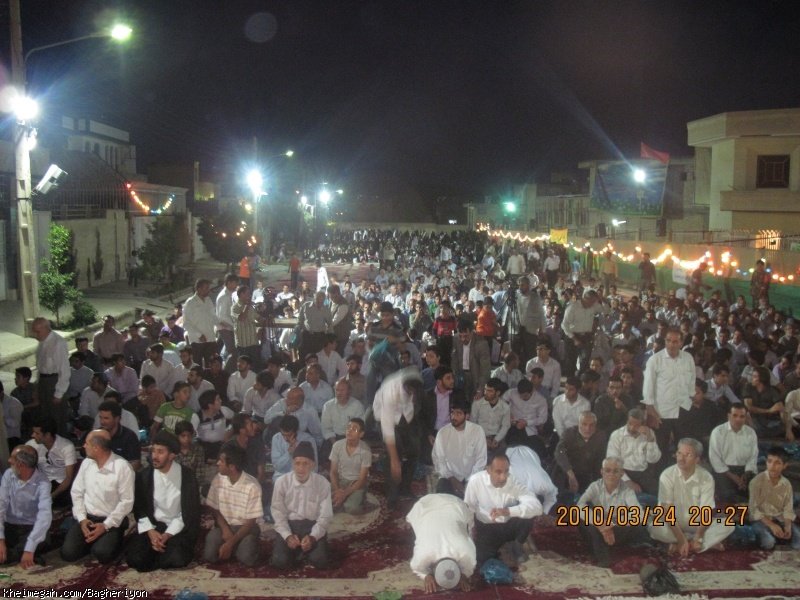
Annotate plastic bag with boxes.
[640,563,680,596]
[481,558,514,585]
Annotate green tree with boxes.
[138,217,180,281]
[197,202,252,270]
[38,223,79,326]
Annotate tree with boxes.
[197,201,252,270]
[38,223,79,326]
[138,217,180,281]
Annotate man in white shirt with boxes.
[643,328,696,460]
[320,379,365,455]
[708,403,758,503]
[577,456,650,568]
[505,378,549,457]
[32,317,71,437]
[270,441,333,569]
[140,344,177,397]
[407,494,475,593]
[470,378,510,450]
[215,274,239,364]
[432,399,487,497]
[464,453,543,567]
[373,368,424,508]
[226,355,257,409]
[606,408,662,495]
[28,416,78,507]
[126,432,200,572]
[187,366,216,413]
[299,365,334,415]
[182,279,218,368]
[648,438,734,555]
[525,340,562,400]
[561,289,608,377]
[242,370,280,423]
[506,443,558,515]
[316,335,347,384]
[552,377,591,439]
[61,429,135,564]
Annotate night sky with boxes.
[15,0,800,199]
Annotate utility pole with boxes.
[9,0,40,335]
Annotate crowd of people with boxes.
[1,227,797,593]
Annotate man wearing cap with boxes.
[406,493,475,593]
[126,432,200,572]
[0,445,52,568]
[270,441,333,569]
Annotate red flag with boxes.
[640,142,670,164]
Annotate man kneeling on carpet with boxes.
[126,431,200,572]
[464,452,542,567]
[203,444,263,566]
[0,445,52,568]
[648,438,734,555]
[270,441,333,569]
[577,456,651,568]
[62,429,135,564]
[406,493,475,593]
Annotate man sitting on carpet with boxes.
[203,444,262,566]
[406,493,475,593]
[577,456,651,568]
[270,441,333,569]
[648,438,734,556]
[748,446,800,551]
[464,453,542,567]
[432,397,487,497]
[329,417,372,514]
[605,408,661,496]
[62,429,135,564]
[126,431,200,572]
[0,445,51,568]
[708,403,758,504]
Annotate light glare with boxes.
[110,24,133,41]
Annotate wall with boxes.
[63,210,128,288]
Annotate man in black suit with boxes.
[126,431,200,572]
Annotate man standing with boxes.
[638,252,656,293]
[270,441,333,569]
[749,259,770,308]
[298,291,331,359]
[708,403,758,504]
[203,445,262,566]
[126,432,200,572]
[31,317,71,437]
[406,493,475,593]
[432,399,487,497]
[512,276,546,367]
[0,445,52,568]
[451,321,491,402]
[648,438,733,555]
[329,285,353,356]
[62,430,135,564]
[464,453,542,567]
[289,253,301,292]
[561,290,608,377]
[216,274,240,364]
[182,279,218,368]
[642,328,696,459]
[231,285,264,373]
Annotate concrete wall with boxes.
[63,210,128,288]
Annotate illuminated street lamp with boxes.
[246,169,264,255]
[7,9,133,334]
[319,189,332,204]
[633,168,646,184]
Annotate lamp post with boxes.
[7,2,132,334]
[246,170,264,256]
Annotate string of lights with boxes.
[126,183,174,215]
[478,224,797,284]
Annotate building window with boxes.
[756,155,789,188]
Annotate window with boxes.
[756,155,789,188]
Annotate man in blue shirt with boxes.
[0,445,52,568]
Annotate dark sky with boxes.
[16,0,800,197]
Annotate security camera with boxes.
[33,164,68,196]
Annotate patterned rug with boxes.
[3,480,799,600]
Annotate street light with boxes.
[633,168,646,184]
[246,169,264,255]
[7,11,133,334]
